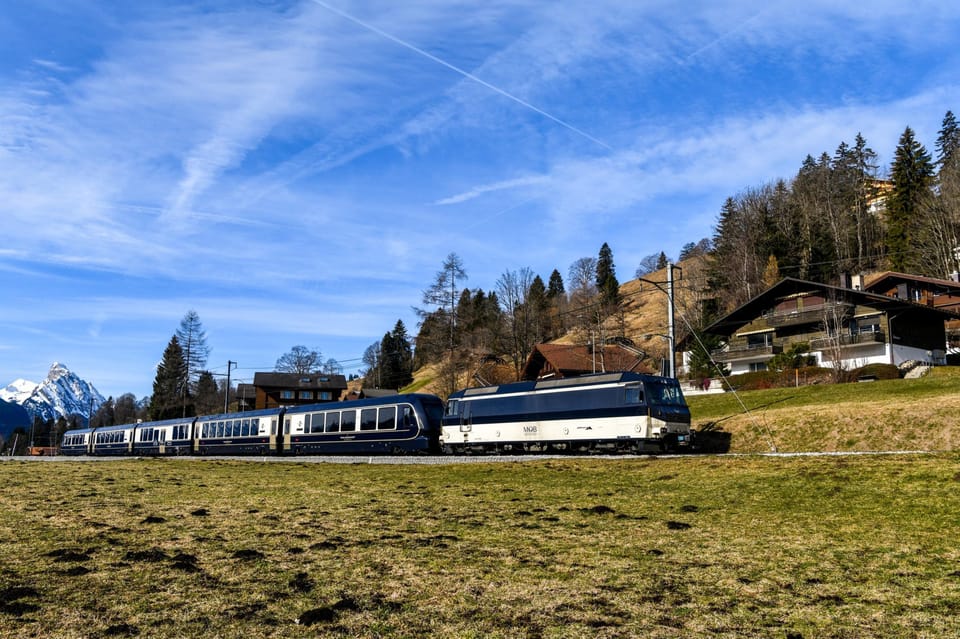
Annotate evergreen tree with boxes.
[150,335,188,420]
[936,110,960,171]
[194,371,221,415]
[379,320,414,390]
[595,243,620,309]
[656,252,669,270]
[887,126,935,271]
[547,269,565,298]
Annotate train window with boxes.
[325,412,340,432]
[311,413,324,434]
[445,400,459,416]
[378,406,396,430]
[303,414,311,433]
[625,385,643,404]
[360,408,377,431]
[341,411,356,432]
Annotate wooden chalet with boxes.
[705,277,957,375]
[520,343,653,381]
[250,372,348,409]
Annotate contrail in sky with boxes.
[310,0,614,152]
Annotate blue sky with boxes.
[2,0,959,400]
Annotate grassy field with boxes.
[687,367,960,453]
[1,455,959,638]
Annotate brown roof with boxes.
[252,372,347,390]
[521,343,651,380]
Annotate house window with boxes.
[280,390,295,400]
[318,391,332,401]
[749,362,768,372]
[857,317,881,333]
[746,333,773,348]
[299,391,313,400]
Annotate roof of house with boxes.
[520,343,652,380]
[705,277,960,337]
[863,271,960,293]
[252,372,348,389]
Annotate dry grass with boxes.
[1,455,959,638]
[688,367,960,453]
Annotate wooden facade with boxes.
[250,372,348,410]
[705,278,956,375]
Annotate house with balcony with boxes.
[704,278,956,375]
[250,372,348,409]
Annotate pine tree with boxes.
[547,269,565,299]
[887,126,935,271]
[595,243,620,309]
[936,110,960,171]
[379,320,413,390]
[150,336,188,420]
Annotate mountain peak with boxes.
[2,363,104,424]
[48,362,70,380]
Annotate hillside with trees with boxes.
[402,110,960,396]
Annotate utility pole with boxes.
[667,261,677,379]
[224,360,237,413]
[637,263,681,378]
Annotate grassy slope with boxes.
[687,367,960,453]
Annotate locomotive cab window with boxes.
[625,385,643,404]
[445,400,459,416]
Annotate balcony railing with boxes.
[712,343,782,362]
[763,302,854,327]
[809,331,886,350]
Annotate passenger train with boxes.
[59,373,692,457]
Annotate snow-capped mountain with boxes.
[0,379,39,404]
[2,363,105,424]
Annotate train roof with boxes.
[449,372,674,399]
[282,393,442,414]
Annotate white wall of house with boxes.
[723,341,948,376]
